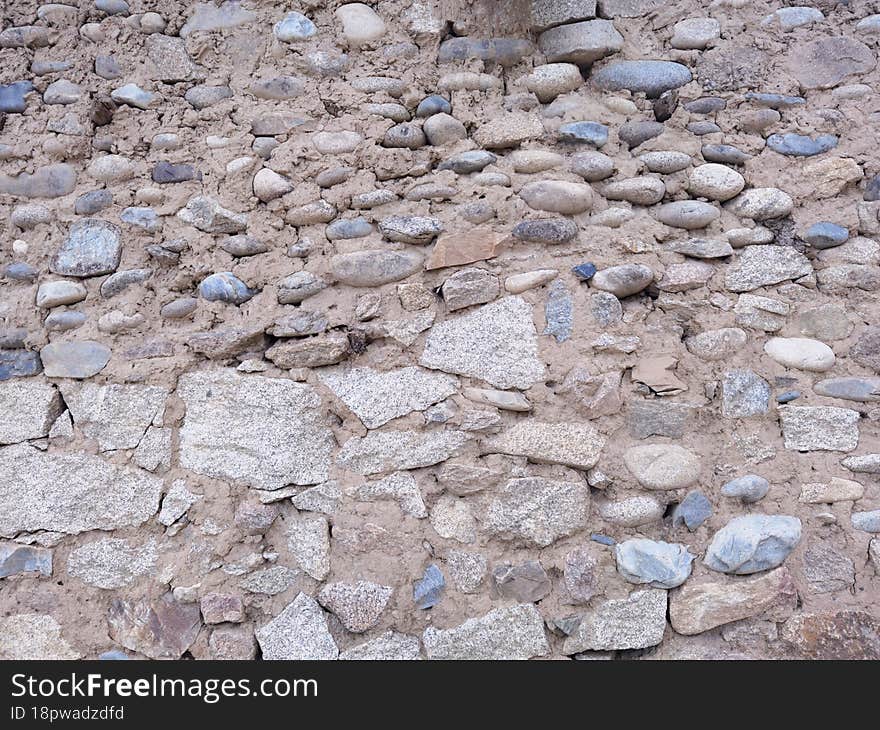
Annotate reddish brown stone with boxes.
[200,593,245,625]
[425,228,502,270]
[780,611,880,659]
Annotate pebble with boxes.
[803,222,848,249]
[273,11,316,42]
[624,444,701,490]
[198,272,257,305]
[593,60,693,98]
[767,133,838,157]
[654,200,720,229]
[721,475,770,503]
[618,121,664,149]
[705,515,802,574]
[336,3,386,47]
[416,95,451,117]
[519,180,592,214]
[537,19,623,64]
[512,218,577,245]
[570,151,615,181]
[110,83,154,109]
[40,341,111,379]
[413,564,445,609]
[558,121,609,146]
[764,337,835,372]
[615,539,695,589]
[524,63,582,103]
[671,17,720,49]
[688,163,745,201]
[590,263,654,297]
[672,491,713,531]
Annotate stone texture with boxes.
[623,444,701,489]
[256,593,338,660]
[615,539,695,589]
[338,430,470,476]
[563,589,667,653]
[0,615,81,659]
[704,515,802,574]
[318,581,393,633]
[779,405,860,452]
[0,380,62,444]
[67,538,157,589]
[484,421,604,470]
[108,594,201,660]
[422,604,549,660]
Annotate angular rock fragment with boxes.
[422,604,549,660]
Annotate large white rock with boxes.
[623,444,701,489]
[0,380,62,445]
[0,614,81,659]
[483,421,604,470]
[0,444,162,536]
[763,337,835,372]
[422,604,549,659]
[420,296,546,389]
[178,370,334,489]
[256,593,338,660]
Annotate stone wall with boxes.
[1,0,880,660]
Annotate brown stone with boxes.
[780,611,880,659]
[200,593,245,625]
[108,594,202,659]
[669,567,797,635]
[265,333,349,369]
[426,227,502,270]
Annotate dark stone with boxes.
[108,594,202,660]
[573,262,597,280]
[3,263,38,281]
[618,121,664,149]
[745,92,805,109]
[702,144,751,165]
[0,350,43,381]
[438,37,532,67]
[0,543,52,578]
[438,150,496,174]
[492,560,551,602]
[413,564,445,609]
[683,97,726,114]
[687,121,721,135]
[0,81,33,113]
[864,174,880,202]
[75,190,113,215]
[591,533,615,546]
[559,121,609,146]
[90,95,117,126]
[152,161,198,184]
[416,95,451,117]
[767,133,838,157]
[653,89,678,122]
[803,222,848,249]
[672,491,712,531]
[850,326,880,372]
[512,218,578,244]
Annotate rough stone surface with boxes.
[704,515,802,575]
[563,589,667,653]
[256,593,338,660]
[422,604,549,660]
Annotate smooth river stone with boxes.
[763,337,835,372]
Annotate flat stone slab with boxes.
[422,604,549,660]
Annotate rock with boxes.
[101,269,151,298]
[0,81,33,113]
[671,17,720,49]
[177,196,246,234]
[851,510,880,533]
[430,495,476,542]
[472,114,544,149]
[615,539,695,588]
[618,121,664,149]
[590,263,654,297]
[484,421,604,470]
[352,472,427,517]
[40,341,110,379]
[672,491,713,531]
[640,150,691,174]
[110,83,155,109]
[721,475,770,503]
[413,564,445,609]
[274,11,316,41]
[513,218,577,245]
[0,542,52,578]
[318,581,392,632]
[785,37,875,90]
[593,60,692,98]
[0,615,80,659]
[543,279,573,342]
[804,156,864,199]
[571,151,615,181]
[277,271,327,304]
[802,543,855,594]
[685,327,748,361]
[630,356,686,396]
[803,222,848,249]
[734,294,788,332]
[256,593,338,660]
[253,168,293,202]
[492,560,551,602]
[383,123,425,149]
[603,177,665,205]
[338,430,469,476]
[379,216,443,244]
[61,383,165,451]
[340,632,421,660]
[0,351,42,381]
[725,245,812,292]
[178,370,332,489]
[199,272,256,305]
[721,369,771,417]
[688,164,745,201]
[669,567,796,635]
[780,611,880,659]
[538,19,622,64]
[67,538,157,589]
[36,280,87,309]
[654,200,720,229]
[519,180,592,214]
[423,114,466,146]
[562,589,667,653]
[780,405,859,452]
[727,188,793,220]
[422,604,549,660]
[524,63,583,103]
[438,150,497,174]
[800,477,865,503]
[767,133,838,157]
[416,95,450,117]
[484,476,589,547]
[319,366,457,429]
[506,269,559,294]
[438,37,533,66]
[49,219,121,278]
[558,121,609,146]
[335,3,385,47]
[705,515,802,574]
[814,377,880,402]
[326,218,373,240]
[623,444,700,490]
[420,297,544,389]
[763,337,835,372]
[841,454,880,474]
[627,401,693,439]
[331,250,423,287]
[75,190,113,215]
[0,443,161,537]
[851,326,880,372]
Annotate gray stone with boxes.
[619,121,664,149]
[340,632,421,660]
[492,560,551,602]
[704,515,802,574]
[0,542,52,578]
[799,477,865,504]
[532,0,597,31]
[520,179,593,213]
[685,328,749,361]
[265,334,349,369]
[725,245,812,292]
[274,11,316,41]
[420,297,544,389]
[0,615,80,659]
[416,95,451,117]
[67,538,157,589]
[841,454,880,474]
[110,83,155,109]
[286,512,330,580]
[277,271,327,304]
[590,291,622,326]
[326,217,373,240]
[615,539,695,588]
[599,495,664,527]
[768,133,838,157]
[75,190,112,215]
[442,268,500,311]
[672,491,713,531]
[802,543,855,594]
[50,220,121,278]
[851,326,880,372]
[423,604,549,660]
[379,216,443,244]
[256,593,338,660]
[627,400,693,439]
[654,200,720,229]
[785,37,875,91]
[0,351,42,381]
[198,272,256,305]
[734,294,788,332]
[446,549,487,593]
[36,280,88,309]
[727,188,793,220]
[538,19,622,64]
[563,589,667,653]
[591,263,654,297]
[438,151,497,174]
[177,196,247,234]
[178,370,333,489]
[814,377,880,402]
[331,250,423,287]
[721,369,771,417]
[352,472,427,517]
[779,405,860,452]
[0,380,62,445]
[414,564,445,609]
[437,37,531,67]
[804,223,849,251]
[484,477,590,547]
[851,510,880,533]
[181,2,257,36]
[318,581,392,632]
[603,177,665,205]
[593,60,692,98]
[0,81,33,113]
[571,151,615,181]
[339,430,469,476]
[624,444,700,489]
[544,279,573,343]
[484,421,604,470]
[558,121,609,146]
[40,341,110,379]
[513,218,578,245]
[721,475,770,503]
[319,366,457,429]
[0,444,162,536]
